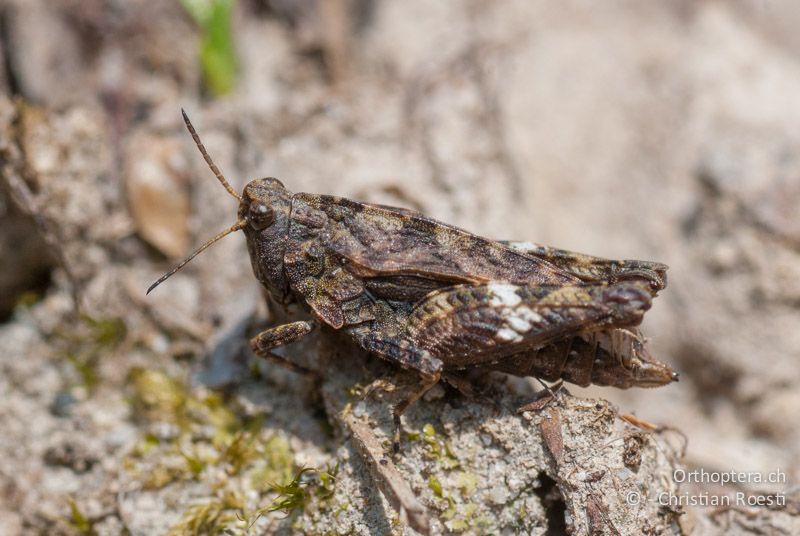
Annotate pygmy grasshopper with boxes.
[149,111,678,449]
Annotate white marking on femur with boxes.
[506,315,531,333]
[489,285,548,343]
[501,305,544,334]
[496,327,522,343]
[488,283,522,307]
[515,306,543,324]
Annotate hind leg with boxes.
[499,240,668,294]
[405,281,653,365]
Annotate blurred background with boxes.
[1,0,798,534]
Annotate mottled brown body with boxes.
[237,180,677,398]
[150,112,678,451]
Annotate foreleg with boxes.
[250,320,317,376]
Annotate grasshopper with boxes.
[149,110,678,450]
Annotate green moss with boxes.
[81,314,127,347]
[249,434,295,491]
[428,475,443,498]
[266,465,339,514]
[472,514,493,531]
[122,367,344,531]
[449,518,469,532]
[132,433,161,457]
[250,464,339,524]
[265,467,316,515]
[430,473,485,533]
[200,392,243,439]
[125,367,283,493]
[141,463,193,490]
[417,423,460,470]
[180,448,207,477]
[333,501,349,519]
[67,497,96,536]
[444,503,478,533]
[167,493,245,536]
[427,473,459,522]
[218,430,257,476]
[66,354,99,392]
[54,314,126,394]
[129,368,188,424]
[128,368,240,437]
[441,503,458,520]
[454,471,478,496]
[316,464,339,501]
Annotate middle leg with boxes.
[346,320,443,453]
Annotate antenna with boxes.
[147,220,246,294]
[181,108,242,202]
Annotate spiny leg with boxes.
[471,335,572,412]
[250,320,317,376]
[350,373,430,454]
[390,370,440,454]
[518,380,566,413]
[346,323,443,453]
[368,341,441,455]
[485,329,676,394]
[488,338,574,382]
[441,371,479,398]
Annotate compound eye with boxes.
[249,201,274,231]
